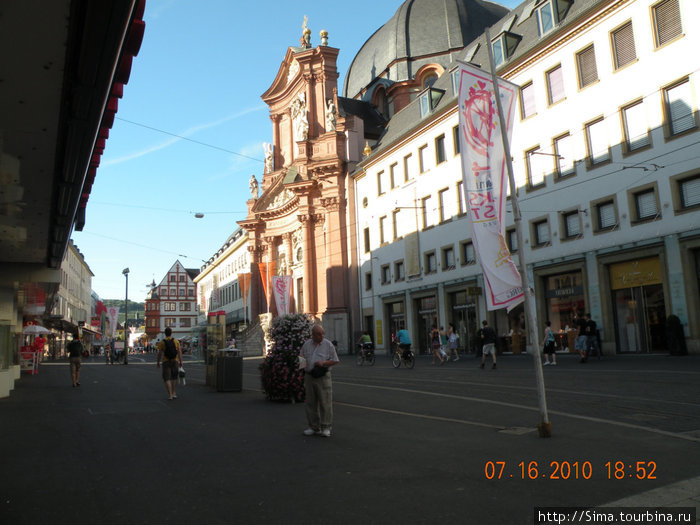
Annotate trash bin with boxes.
[216,348,242,392]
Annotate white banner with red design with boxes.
[272,276,293,316]
[457,61,524,311]
[107,306,120,337]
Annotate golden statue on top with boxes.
[300,15,311,48]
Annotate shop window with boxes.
[380,265,391,285]
[553,133,575,178]
[442,246,455,270]
[663,78,697,137]
[576,44,598,89]
[652,0,682,49]
[394,260,405,282]
[585,117,611,166]
[621,100,650,152]
[520,81,536,119]
[546,65,565,105]
[611,21,636,70]
[424,251,437,274]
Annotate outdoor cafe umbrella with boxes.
[22,325,51,335]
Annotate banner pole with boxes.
[484,28,551,436]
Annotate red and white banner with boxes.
[457,61,524,311]
[107,306,120,337]
[272,276,293,316]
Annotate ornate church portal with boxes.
[238,23,359,350]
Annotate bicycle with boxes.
[356,342,375,366]
[392,343,415,369]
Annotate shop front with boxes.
[447,288,479,354]
[384,300,406,352]
[609,257,667,353]
[544,271,586,352]
[414,295,437,355]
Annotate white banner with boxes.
[457,61,524,311]
[271,276,293,316]
[107,306,120,337]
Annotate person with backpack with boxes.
[156,327,182,400]
[542,320,557,366]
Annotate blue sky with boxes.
[72,0,521,301]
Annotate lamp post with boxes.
[122,268,129,365]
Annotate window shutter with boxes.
[681,178,700,208]
[654,0,682,47]
[666,81,695,134]
[623,102,650,150]
[566,213,580,237]
[612,22,636,69]
[636,191,658,219]
[547,66,564,104]
[536,221,550,244]
[598,203,616,228]
[577,45,598,88]
[521,83,536,118]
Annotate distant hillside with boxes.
[103,299,144,325]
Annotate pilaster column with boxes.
[270,114,282,169]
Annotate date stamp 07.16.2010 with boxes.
[484,460,658,480]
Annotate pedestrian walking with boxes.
[430,324,444,365]
[480,320,497,369]
[585,313,600,360]
[300,323,339,437]
[67,331,83,387]
[447,323,460,361]
[156,327,183,400]
[574,312,588,362]
[439,326,448,361]
[542,320,557,366]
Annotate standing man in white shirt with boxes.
[300,323,340,437]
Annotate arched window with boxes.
[373,86,388,118]
[422,73,438,88]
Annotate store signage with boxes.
[609,257,663,290]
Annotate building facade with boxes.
[194,228,250,340]
[354,0,700,355]
[144,261,199,342]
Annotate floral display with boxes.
[259,313,313,402]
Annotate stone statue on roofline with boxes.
[325,98,336,132]
[300,15,311,49]
[249,174,259,199]
[263,142,273,173]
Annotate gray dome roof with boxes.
[343,0,510,100]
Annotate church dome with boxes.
[342,0,510,100]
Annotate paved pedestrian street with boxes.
[2,353,699,524]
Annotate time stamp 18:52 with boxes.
[484,461,657,480]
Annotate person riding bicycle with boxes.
[357,331,373,358]
[396,328,412,359]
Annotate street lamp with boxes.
[122,267,129,365]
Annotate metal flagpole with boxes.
[484,28,551,437]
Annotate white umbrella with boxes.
[23,325,51,335]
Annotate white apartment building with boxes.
[194,229,250,338]
[354,0,700,355]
